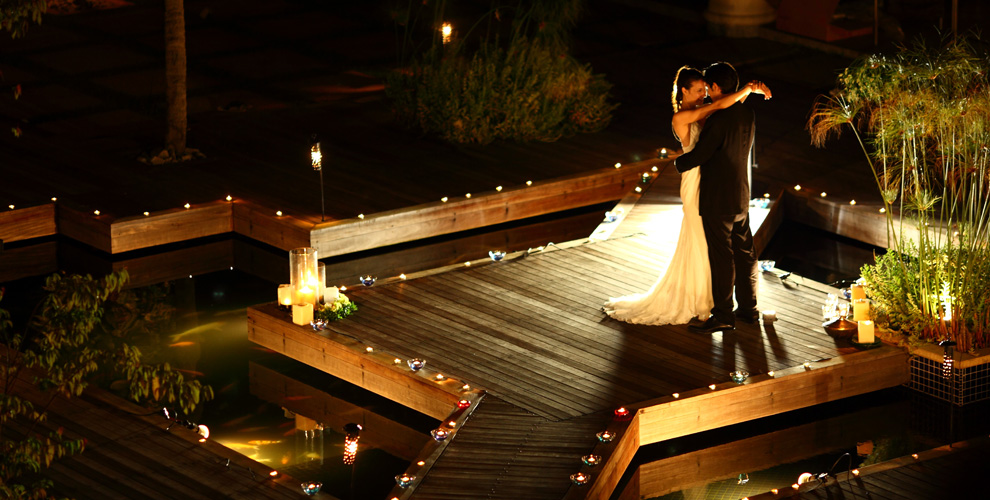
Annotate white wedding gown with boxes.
[603,121,713,324]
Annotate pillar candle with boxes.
[325,286,339,304]
[857,320,874,343]
[277,284,294,307]
[295,285,317,307]
[852,299,870,321]
[851,283,866,301]
[292,303,313,325]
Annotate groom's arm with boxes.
[675,111,726,173]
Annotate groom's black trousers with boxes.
[702,213,759,323]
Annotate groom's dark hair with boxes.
[704,61,739,93]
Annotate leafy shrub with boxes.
[386,39,617,144]
[862,242,990,351]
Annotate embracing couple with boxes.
[604,62,771,334]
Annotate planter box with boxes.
[907,343,990,406]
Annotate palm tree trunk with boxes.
[164,0,187,155]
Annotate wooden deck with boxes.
[247,168,912,499]
[746,436,990,499]
[0,164,647,258]
[3,359,324,499]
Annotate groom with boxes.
[674,61,760,334]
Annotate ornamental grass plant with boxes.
[386,0,616,144]
[808,36,990,351]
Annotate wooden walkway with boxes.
[746,436,990,499]
[3,361,323,499]
[248,166,911,499]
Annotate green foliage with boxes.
[1,271,214,499]
[809,35,990,350]
[314,294,358,323]
[0,0,47,39]
[387,38,617,144]
[387,0,616,144]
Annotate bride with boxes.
[604,66,770,325]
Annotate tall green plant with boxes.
[808,36,990,351]
[1,271,213,498]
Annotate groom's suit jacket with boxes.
[674,102,755,217]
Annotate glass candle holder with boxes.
[489,250,506,262]
[395,474,416,488]
[289,247,319,307]
[277,284,293,311]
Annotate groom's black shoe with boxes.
[734,308,760,324]
[689,316,735,334]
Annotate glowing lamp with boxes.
[143,211,150,216]
[435,373,445,381]
[526,180,533,186]
[635,186,642,193]
[310,142,322,170]
[197,424,210,440]
[820,192,827,197]
[342,423,362,465]
[269,470,279,477]
[496,185,503,192]
[595,430,613,443]
[441,196,448,202]
[276,210,283,216]
[581,454,601,466]
[614,407,630,419]
[794,184,801,191]
[365,346,374,353]
[672,392,679,398]
[767,371,775,377]
[417,460,425,466]
[358,213,365,219]
[184,203,191,209]
[850,199,857,205]
[94,210,100,215]
[709,383,717,390]
[440,22,452,44]
[226,195,232,201]
[614,162,621,168]
[659,148,668,159]
[51,197,57,201]
[457,398,471,408]
[465,193,471,198]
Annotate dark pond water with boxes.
[3,208,967,500]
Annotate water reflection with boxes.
[622,390,990,500]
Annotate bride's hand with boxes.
[747,80,772,99]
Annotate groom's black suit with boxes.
[675,101,759,325]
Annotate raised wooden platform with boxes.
[3,360,322,499]
[247,230,910,499]
[746,436,990,499]
[0,164,649,257]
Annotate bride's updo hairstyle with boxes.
[671,66,704,113]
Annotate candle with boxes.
[292,303,313,325]
[851,283,866,300]
[762,310,776,322]
[853,299,870,321]
[277,284,293,308]
[325,286,339,303]
[295,285,317,307]
[857,320,875,343]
